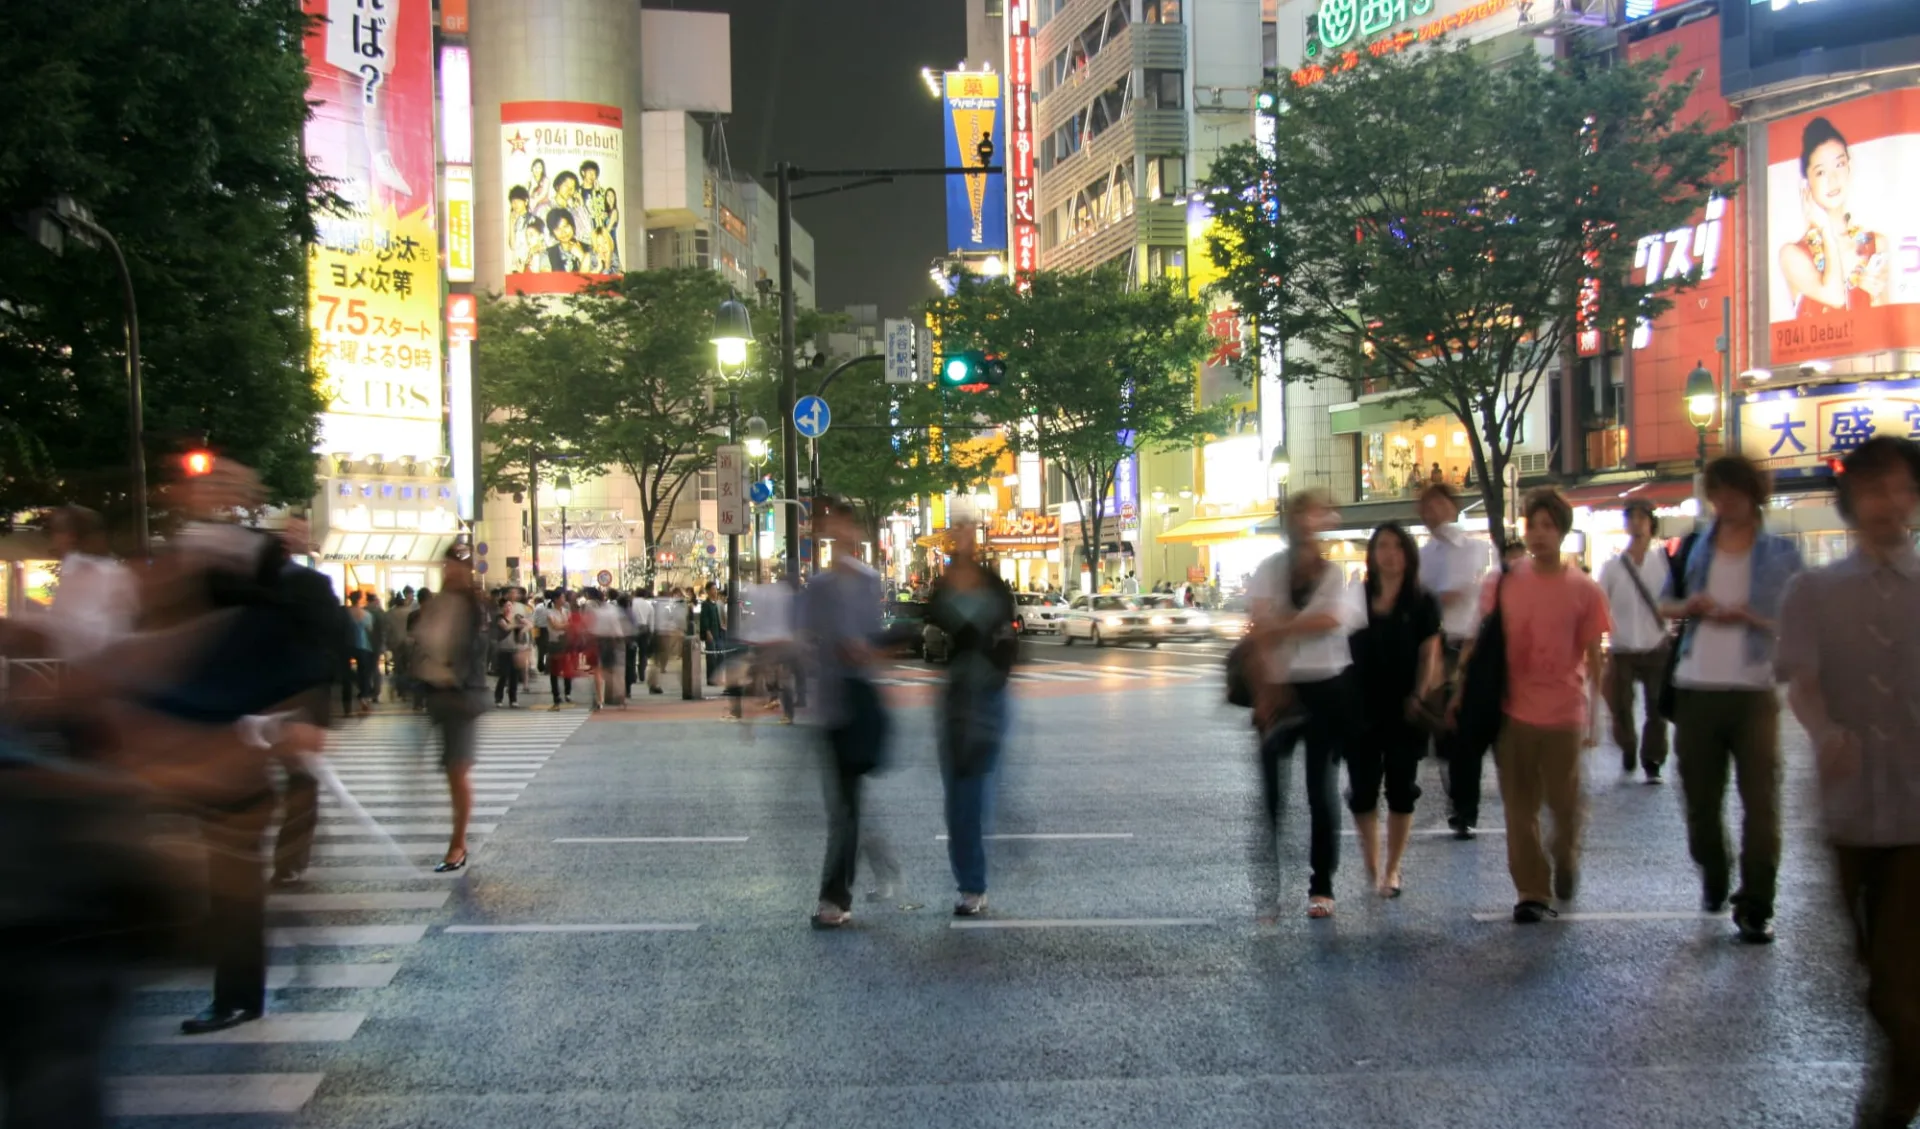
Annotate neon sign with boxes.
[1292,0,1515,86]
[1630,196,1725,349]
[1007,0,1037,290]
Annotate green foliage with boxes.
[473,293,607,511]
[926,267,1218,574]
[1201,45,1736,539]
[0,0,327,525]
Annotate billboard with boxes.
[1765,88,1920,367]
[303,0,443,461]
[1738,378,1920,477]
[1625,16,1738,465]
[1186,199,1257,432]
[500,101,625,295]
[1007,0,1037,288]
[943,71,1007,255]
[1723,0,1920,99]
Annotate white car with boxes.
[1062,594,1158,647]
[1014,592,1067,634]
[1136,594,1212,643]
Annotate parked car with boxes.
[1137,593,1211,643]
[883,599,930,656]
[1013,592,1067,635]
[1061,594,1157,647]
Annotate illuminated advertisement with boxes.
[500,101,625,295]
[1007,0,1037,288]
[1722,0,1920,99]
[1292,0,1528,86]
[1765,88,1920,366]
[1625,16,1738,465]
[1186,199,1256,432]
[303,0,443,460]
[1738,378,1920,476]
[445,165,475,283]
[943,71,1007,255]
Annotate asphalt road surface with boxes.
[105,667,1874,1128]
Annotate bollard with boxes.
[681,636,704,700]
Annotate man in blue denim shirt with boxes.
[1661,455,1804,943]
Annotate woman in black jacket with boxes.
[925,517,1019,917]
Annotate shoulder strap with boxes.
[1620,554,1663,623]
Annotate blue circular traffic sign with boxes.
[793,395,831,439]
[749,479,774,504]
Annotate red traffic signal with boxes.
[182,449,215,477]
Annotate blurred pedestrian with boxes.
[493,589,531,708]
[926,515,1019,916]
[1777,436,1920,1127]
[269,517,347,889]
[1455,488,1609,925]
[805,496,897,928]
[388,586,417,704]
[1598,499,1673,782]
[588,587,628,709]
[649,586,686,696]
[411,545,490,872]
[1248,489,1363,920]
[699,581,727,687]
[1661,455,1804,943]
[1347,522,1441,898]
[547,590,577,708]
[1418,482,1492,839]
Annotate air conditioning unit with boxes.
[1514,452,1550,476]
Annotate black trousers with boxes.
[1348,715,1426,815]
[494,658,522,705]
[1254,673,1355,901]
[1435,639,1487,829]
[273,769,317,878]
[203,791,273,1013]
[817,751,896,911]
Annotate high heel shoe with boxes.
[433,852,468,873]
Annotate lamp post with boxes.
[1685,360,1718,475]
[712,298,753,659]
[745,415,770,584]
[554,471,573,591]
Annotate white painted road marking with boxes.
[268,925,429,947]
[296,865,461,881]
[267,891,451,912]
[950,918,1215,930]
[933,832,1134,841]
[442,923,702,934]
[313,822,496,837]
[108,1073,325,1116]
[141,964,401,992]
[1469,910,1726,923]
[126,1012,366,1044]
[553,836,751,844]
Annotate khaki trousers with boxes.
[1494,719,1586,905]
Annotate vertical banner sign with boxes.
[1007,0,1037,289]
[500,101,625,294]
[943,72,1007,254]
[447,341,476,521]
[884,318,916,385]
[444,165,475,282]
[303,0,443,460]
[1765,87,1920,366]
[715,445,750,536]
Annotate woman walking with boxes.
[926,515,1019,917]
[1347,522,1442,897]
[411,545,490,872]
[1248,490,1364,919]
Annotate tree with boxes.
[0,0,328,527]
[1201,45,1736,542]
[927,267,1218,581]
[572,268,735,561]
[473,292,607,515]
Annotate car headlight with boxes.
[1101,615,1123,627]
[1148,614,1170,626]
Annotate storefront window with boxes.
[1360,420,1475,501]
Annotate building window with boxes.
[793,260,813,284]
[698,469,716,503]
[1145,69,1183,110]
[1146,244,1185,281]
[1361,421,1475,502]
[1145,155,1185,200]
[1144,0,1181,24]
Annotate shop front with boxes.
[983,512,1062,593]
[1330,394,1485,502]
[312,469,464,601]
[1158,508,1280,596]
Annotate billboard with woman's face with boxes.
[1767,88,1920,366]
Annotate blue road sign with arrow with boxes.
[749,479,774,505]
[793,395,831,439]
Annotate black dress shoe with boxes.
[181,1005,262,1035]
[269,869,303,888]
[1512,900,1557,925]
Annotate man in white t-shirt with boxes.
[1597,499,1673,781]
[1417,482,1492,836]
[41,506,138,662]
[1661,455,1804,944]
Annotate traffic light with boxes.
[940,349,1005,392]
[182,448,215,477]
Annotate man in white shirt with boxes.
[1597,499,1674,781]
[41,506,138,662]
[1247,489,1365,920]
[1418,483,1492,837]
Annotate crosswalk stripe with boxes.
[340,806,511,818]
[269,925,429,946]
[108,1073,326,1116]
[141,964,400,992]
[268,891,451,912]
[296,864,466,881]
[314,822,496,837]
[1015,670,1097,682]
[125,1012,367,1044]
[311,840,457,858]
[321,791,521,802]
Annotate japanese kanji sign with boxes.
[715,445,750,536]
[1738,379,1920,470]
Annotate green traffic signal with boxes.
[942,352,975,386]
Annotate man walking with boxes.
[1454,488,1609,924]
[1597,499,1673,781]
[1419,483,1492,838]
[1778,436,1920,1127]
[1661,455,1803,943]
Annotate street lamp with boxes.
[711,298,752,369]
[713,299,753,695]
[1270,441,1292,494]
[744,415,770,465]
[1685,360,1718,470]
[554,471,573,590]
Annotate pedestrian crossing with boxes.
[872,660,1223,688]
[112,709,587,1119]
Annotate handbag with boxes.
[829,675,891,775]
[1453,566,1509,759]
[1225,636,1256,707]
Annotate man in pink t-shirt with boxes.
[1473,488,1611,923]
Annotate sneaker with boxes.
[1644,768,1664,784]
[1452,824,1477,841]
[1553,867,1578,902]
[811,902,850,929]
[1513,900,1557,924]
[954,893,986,917]
[1732,902,1774,944]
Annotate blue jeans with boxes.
[939,685,1009,896]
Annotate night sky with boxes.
[647,0,966,317]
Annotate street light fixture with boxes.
[554,471,573,591]
[744,415,770,465]
[711,298,753,369]
[1685,360,1717,469]
[1270,441,1292,488]
[713,299,753,707]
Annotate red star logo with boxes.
[506,130,528,154]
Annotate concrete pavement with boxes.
[105,677,1876,1127]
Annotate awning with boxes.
[1560,479,1694,510]
[1159,511,1274,545]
